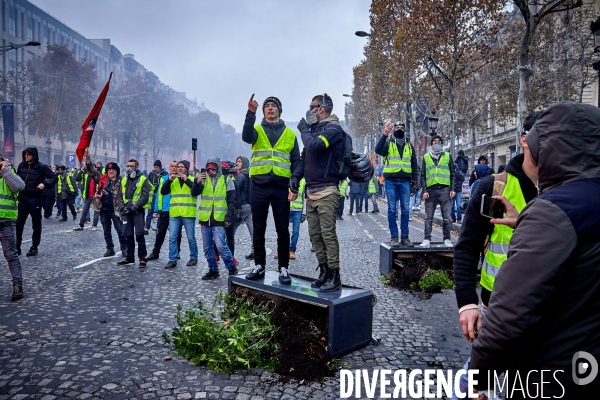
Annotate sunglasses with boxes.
[309,104,322,110]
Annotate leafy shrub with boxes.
[162,293,278,374]
[418,270,454,290]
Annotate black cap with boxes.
[431,135,443,145]
[153,160,162,168]
[106,162,120,176]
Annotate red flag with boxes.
[76,72,112,163]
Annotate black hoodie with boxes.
[16,147,57,199]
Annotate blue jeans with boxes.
[75,188,83,209]
[0,223,21,286]
[289,211,302,252]
[385,180,410,237]
[409,188,421,219]
[169,217,198,262]
[451,192,463,221]
[201,225,235,271]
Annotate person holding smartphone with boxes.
[0,155,25,300]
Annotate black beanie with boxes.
[431,134,443,145]
[106,162,120,176]
[263,96,282,115]
[153,159,162,168]
[178,160,190,171]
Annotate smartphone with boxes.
[200,168,207,173]
[480,194,505,219]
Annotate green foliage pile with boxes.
[416,269,454,290]
[163,293,278,374]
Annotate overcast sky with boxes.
[29,0,371,132]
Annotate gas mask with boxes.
[126,167,136,179]
[206,164,218,178]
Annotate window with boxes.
[27,15,33,41]
[9,49,16,71]
[21,12,25,39]
[9,7,16,36]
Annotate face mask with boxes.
[306,110,318,126]
[207,168,217,177]
[126,167,136,179]
[431,143,443,152]
[393,129,405,139]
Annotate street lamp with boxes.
[355,31,371,37]
[343,94,351,97]
[45,137,52,164]
[428,113,439,135]
[104,151,108,164]
[0,41,41,56]
[144,152,148,171]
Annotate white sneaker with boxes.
[409,217,413,221]
[419,239,431,248]
[444,239,453,247]
[91,226,97,231]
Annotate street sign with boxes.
[68,153,75,166]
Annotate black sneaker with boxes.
[202,270,220,280]
[228,267,239,276]
[26,247,38,257]
[11,285,23,301]
[73,226,84,231]
[245,265,265,280]
[244,252,254,260]
[164,261,177,269]
[73,214,77,220]
[186,259,198,266]
[278,268,291,285]
[147,252,159,261]
[103,249,116,257]
[139,260,147,268]
[117,259,134,266]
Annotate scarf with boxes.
[428,144,443,159]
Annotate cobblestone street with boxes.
[0,200,470,400]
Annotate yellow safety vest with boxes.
[384,141,412,174]
[368,177,376,194]
[291,178,305,210]
[121,175,150,209]
[57,175,75,194]
[169,176,196,218]
[249,125,296,178]
[424,153,451,187]
[0,173,18,220]
[198,176,227,222]
[480,173,526,291]
[339,180,348,196]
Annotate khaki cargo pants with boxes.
[306,190,340,269]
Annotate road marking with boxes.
[74,255,120,269]
[363,229,374,240]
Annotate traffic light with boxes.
[192,138,197,151]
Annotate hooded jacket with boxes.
[470,102,600,397]
[454,150,469,174]
[16,147,57,199]
[469,164,494,196]
[293,114,345,190]
[191,157,236,227]
[374,130,419,182]
[235,156,251,206]
[242,111,301,188]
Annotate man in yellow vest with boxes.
[337,179,348,221]
[0,155,25,300]
[366,175,379,213]
[55,165,77,222]
[117,159,151,267]
[192,158,238,280]
[375,122,418,247]
[419,135,456,248]
[242,95,300,284]
[160,160,197,269]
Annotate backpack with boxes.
[324,122,353,180]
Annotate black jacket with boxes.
[452,154,538,309]
[470,102,600,397]
[16,147,57,199]
[374,133,418,182]
[419,151,457,192]
[235,156,251,206]
[454,152,469,174]
[117,170,150,214]
[242,111,300,188]
[293,114,344,190]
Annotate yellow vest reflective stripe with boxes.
[424,153,451,187]
[368,177,376,194]
[198,176,227,222]
[121,175,150,209]
[169,176,196,218]
[57,175,75,194]
[249,125,296,178]
[157,176,166,212]
[480,173,527,291]
[384,141,412,174]
[291,178,305,210]
[0,174,18,220]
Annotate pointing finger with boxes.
[250,93,255,102]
